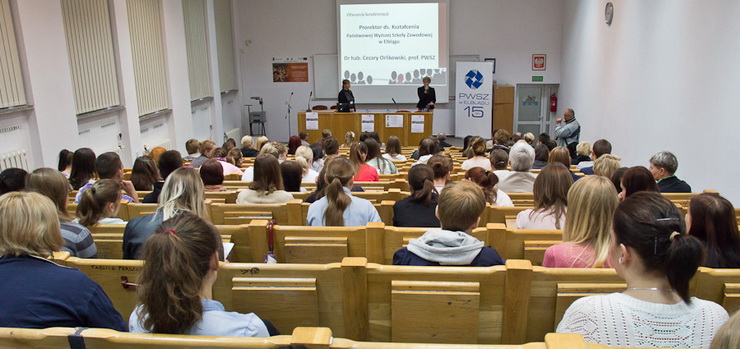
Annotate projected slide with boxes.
[339,3,447,87]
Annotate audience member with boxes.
[74,152,138,203]
[287,135,301,155]
[280,161,304,192]
[543,176,617,268]
[496,142,537,193]
[236,154,293,204]
[465,167,513,207]
[211,147,243,175]
[557,192,728,348]
[619,166,660,201]
[221,138,237,151]
[437,132,452,148]
[343,131,355,148]
[148,147,166,166]
[69,147,96,190]
[687,194,740,268]
[183,139,200,161]
[393,180,505,266]
[27,168,97,258]
[523,132,535,145]
[226,148,242,167]
[129,213,271,337]
[124,168,209,259]
[240,142,286,181]
[412,137,439,166]
[0,168,27,195]
[593,154,621,180]
[76,179,125,226]
[199,159,226,192]
[240,135,259,157]
[190,140,216,168]
[516,163,572,229]
[299,131,310,146]
[349,142,379,182]
[294,145,319,182]
[142,150,182,204]
[461,137,491,170]
[310,145,325,173]
[532,144,549,169]
[572,141,591,165]
[255,136,269,154]
[393,164,440,227]
[610,167,628,193]
[57,149,73,178]
[491,129,510,153]
[538,133,551,148]
[306,157,380,226]
[428,154,452,193]
[650,151,692,193]
[490,149,509,172]
[579,139,611,173]
[0,192,125,330]
[365,138,398,174]
[130,155,158,191]
[460,135,473,154]
[358,132,370,142]
[710,310,740,349]
[383,135,407,161]
[549,146,580,182]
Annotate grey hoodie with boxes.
[406,229,485,265]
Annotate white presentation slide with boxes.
[338,1,448,104]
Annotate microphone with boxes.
[306,91,313,112]
[392,98,398,111]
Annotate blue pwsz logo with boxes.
[465,70,484,89]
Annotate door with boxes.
[515,84,559,137]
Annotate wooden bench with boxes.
[488,223,562,262]
[210,200,303,225]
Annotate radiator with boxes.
[225,128,241,142]
[0,149,29,171]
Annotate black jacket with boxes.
[658,176,692,193]
[392,196,440,227]
[416,86,436,110]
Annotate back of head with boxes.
[622,166,659,198]
[280,161,303,192]
[427,154,451,180]
[258,142,280,158]
[294,146,314,174]
[509,142,535,171]
[131,156,158,191]
[494,129,510,145]
[437,132,446,141]
[465,167,499,205]
[534,144,549,162]
[77,179,121,227]
[385,136,402,156]
[688,194,740,268]
[462,135,473,150]
[343,131,355,146]
[565,175,618,266]
[407,164,436,206]
[255,136,269,151]
[212,147,227,158]
[364,138,382,161]
[137,213,220,334]
[222,138,236,150]
[322,129,332,139]
[538,133,551,145]
[95,152,122,179]
[149,147,166,165]
[610,167,628,192]
[250,154,283,193]
[523,132,535,145]
[0,192,63,258]
[593,154,622,179]
[437,180,485,232]
[490,149,509,170]
[70,148,97,189]
[613,191,704,303]
[159,167,207,220]
[299,131,308,141]
[533,163,573,229]
[576,141,592,157]
[470,137,487,156]
[323,137,339,155]
[185,139,201,154]
[240,135,253,148]
[592,139,612,158]
[27,168,71,221]
[272,142,287,158]
[288,136,302,154]
[349,142,368,173]
[199,159,224,186]
[370,132,380,144]
[359,133,370,142]
[650,151,679,175]
[58,149,73,172]
[548,147,571,168]
[199,140,216,156]
[158,150,183,180]
[323,157,355,226]
[418,137,438,157]
[0,168,28,195]
[226,148,242,166]
[710,310,740,349]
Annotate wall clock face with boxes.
[605,2,614,25]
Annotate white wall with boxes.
[560,0,740,203]
[233,0,564,140]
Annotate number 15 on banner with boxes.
[464,106,485,118]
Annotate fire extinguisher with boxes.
[550,94,557,113]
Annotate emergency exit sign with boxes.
[532,76,543,82]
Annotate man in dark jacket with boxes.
[649,151,691,193]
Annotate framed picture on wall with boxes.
[484,58,496,74]
[532,54,546,71]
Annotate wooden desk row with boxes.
[297,111,433,147]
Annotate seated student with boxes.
[687,194,740,268]
[516,163,572,230]
[465,167,513,207]
[280,161,305,192]
[461,137,492,171]
[200,159,226,192]
[130,155,158,191]
[183,138,201,162]
[222,138,237,151]
[226,148,242,167]
[74,152,138,204]
[76,179,126,226]
[592,153,621,180]
[305,157,364,203]
[496,141,538,193]
[311,137,339,173]
[437,132,452,148]
[58,149,73,178]
[428,154,452,193]
[143,150,182,204]
[287,135,301,155]
[299,131,310,147]
[490,149,509,173]
[393,180,505,266]
[294,145,319,183]
[211,148,243,175]
[0,192,125,330]
[307,157,381,226]
[579,139,611,173]
[557,192,729,348]
[549,146,581,182]
[129,213,271,337]
[255,136,269,153]
[543,176,617,268]
[148,147,167,166]
[69,147,96,190]
[241,142,286,181]
[711,310,740,349]
[364,138,398,175]
[490,129,510,153]
[123,167,209,259]
[572,141,592,165]
[27,168,97,258]
[240,135,259,158]
[411,137,439,164]
[383,136,407,162]
[236,154,293,204]
[618,166,660,201]
[532,144,549,169]
[190,140,216,169]
[0,168,27,195]
[650,151,692,193]
[393,165,440,227]
[342,131,355,148]
[349,142,379,182]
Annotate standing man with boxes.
[555,108,581,158]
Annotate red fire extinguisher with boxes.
[550,94,557,112]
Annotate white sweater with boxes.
[557,293,728,348]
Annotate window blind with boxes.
[127,0,170,116]
[0,0,26,108]
[182,0,212,101]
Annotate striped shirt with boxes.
[60,222,97,258]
